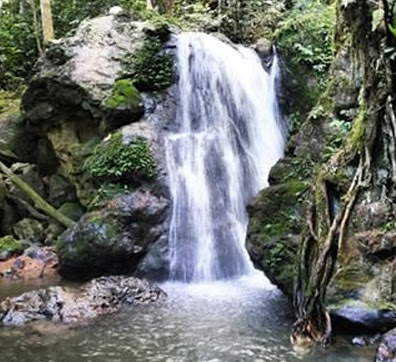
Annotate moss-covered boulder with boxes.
[246,177,308,296]
[0,236,27,261]
[104,79,144,130]
[12,218,44,244]
[57,190,169,279]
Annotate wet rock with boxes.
[376,328,396,362]
[57,190,169,279]
[137,235,169,280]
[246,178,308,296]
[253,38,274,70]
[0,247,58,280]
[331,304,396,334]
[0,276,165,327]
[352,336,368,347]
[13,218,45,244]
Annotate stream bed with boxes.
[0,274,375,362]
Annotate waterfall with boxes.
[165,33,286,283]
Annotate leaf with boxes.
[389,23,396,38]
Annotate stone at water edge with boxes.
[376,328,396,362]
[57,190,169,280]
[0,276,166,327]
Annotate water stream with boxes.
[166,33,285,282]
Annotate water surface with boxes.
[0,274,374,362]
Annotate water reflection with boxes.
[0,274,375,362]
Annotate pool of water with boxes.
[0,274,375,362]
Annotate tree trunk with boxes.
[0,161,74,228]
[30,0,43,55]
[147,0,154,11]
[40,0,54,44]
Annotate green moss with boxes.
[122,36,173,92]
[84,132,156,182]
[105,79,142,110]
[0,235,26,255]
[58,202,85,221]
[247,180,308,296]
[347,104,367,150]
[0,90,20,116]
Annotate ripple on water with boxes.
[0,274,375,362]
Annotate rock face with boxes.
[57,190,169,279]
[246,0,396,336]
[0,11,177,280]
[0,276,165,327]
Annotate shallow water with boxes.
[0,274,374,362]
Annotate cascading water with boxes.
[166,33,286,282]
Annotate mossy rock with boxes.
[0,236,27,260]
[121,35,174,93]
[58,202,85,221]
[104,79,144,130]
[246,180,308,296]
[12,218,45,244]
[57,190,168,280]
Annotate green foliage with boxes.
[123,36,174,92]
[323,118,352,160]
[52,0,147,37]
[275,1,335,111]
[0,0,39,90]
[381,220,396,233]
[106,79,142,109]
[219,0,285,43]
[84,132,156,182]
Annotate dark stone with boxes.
[331,305,396,334]
[47,174,78,208]
[57,190,169,280]
[137,235,169,280]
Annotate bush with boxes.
[84,132,156,182]
[274,1,336,114]
[122,36,174,92]
[0,1,39,90]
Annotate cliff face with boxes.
[247,0,395,342]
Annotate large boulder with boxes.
[246,177,308,296]
[22,14,148,132]
[0,276,165,327]
[57,190,169,279]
